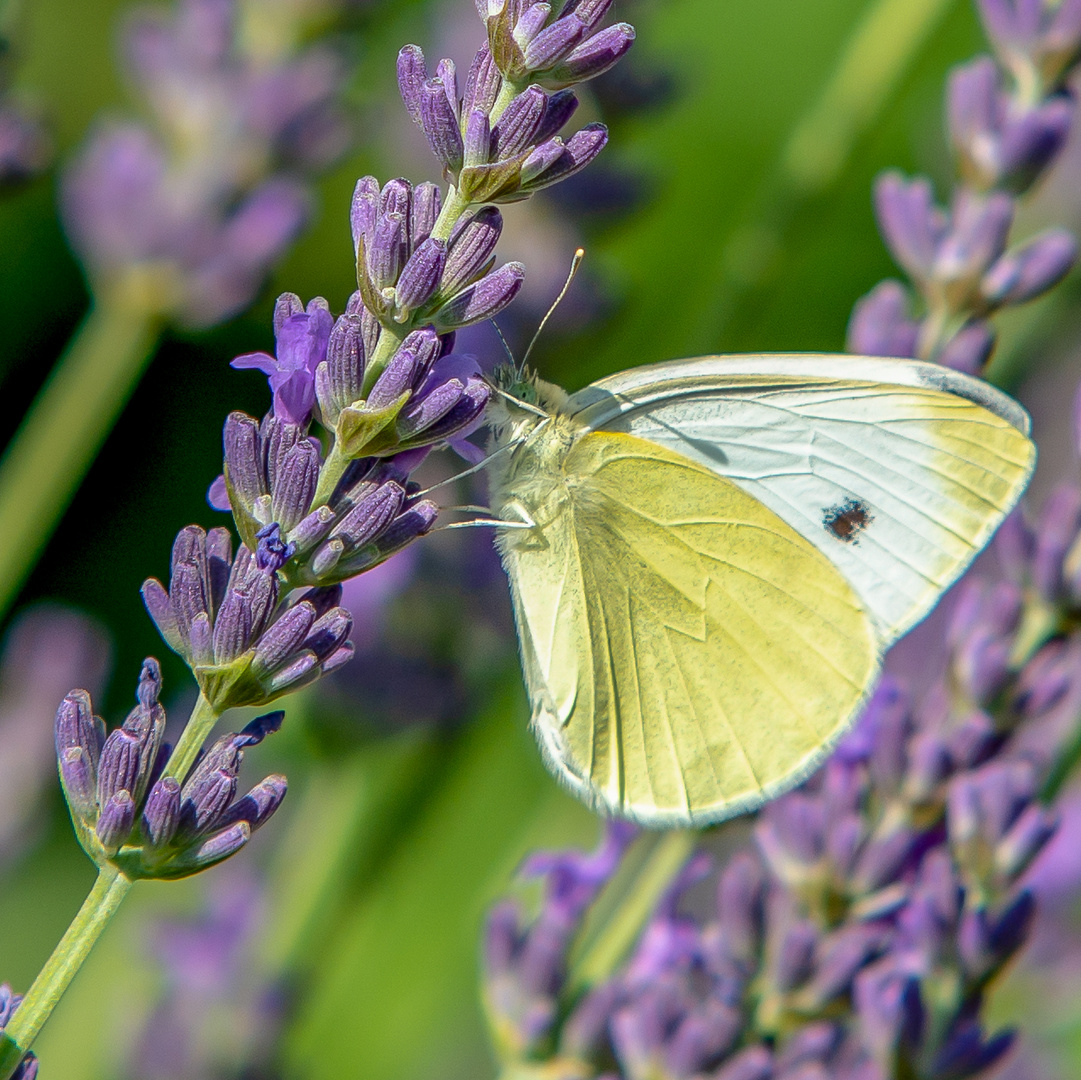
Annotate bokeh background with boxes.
[2,0,1081,1077]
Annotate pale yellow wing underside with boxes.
[501,430,878,826]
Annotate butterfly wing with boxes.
[568,354,1035,646]
[498,429,877,826]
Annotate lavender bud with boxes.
[412,182,442,246]
[97,730,141,807]
[492,86,548,159]
[55,689,105,766]
[463,44,502,114]
[443,207,503,296]
[514,3,552,48]
[368,211,408,291]
[463,109,492,169]
[321,313,366,420]
[179,822,252,872]
[189,612,214,666]
[223,412,265,509]
[96,790,136,854]
[304,607,353,660]
[521,123,608,190]
[59,747,97,820]
[266,651,319,693]
[271,440,320,532]
[369,351,422,410]
[141,579,183,654]
[846,280,919,358]
[332,483,406,548]
[396,237,448,314]
[937,320,996,374]
[311,538,345,578]
[253,600,317,673]
[350,175,380,254]
[523,15,588,72]
[291,506,336,553]
[420,79,465,172]
[434,262,525,329]
[397,44,428,124]
[544,22,636,87]
[982,229,1078,307]
[218,774,288,831]
[142,777,182,849]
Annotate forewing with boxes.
[501,431,878,827]
[568,354,1035,645]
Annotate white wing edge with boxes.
[566,353,1032,437]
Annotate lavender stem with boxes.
[568,829,696,997]
[162,693,222,783]
[0,299,161,616]
[0,865,132,1080]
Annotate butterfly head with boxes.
[486,364,570,444]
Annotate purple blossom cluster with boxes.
[484,491,1081,1079]
[848,0,1081,372]
[61,0,354,328]
[55,658,287,879]
[47,0,636,898]
[191,0,638,662]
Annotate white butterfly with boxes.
[486,354,1035,827]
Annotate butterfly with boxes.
[485,353,1035,827]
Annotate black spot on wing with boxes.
[823,497,873,544]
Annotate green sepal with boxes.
[194,651,270,712]
[356,235,392,323]
[335,391,412,460]
[113,823,253,881]
[224,466,262,552]
[459,160,524,203]
[488,8,526,79]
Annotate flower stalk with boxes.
[0,866,132,1080]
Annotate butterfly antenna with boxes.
[519,247,585,377]
[415,438,526,498]
[488,317,517,368]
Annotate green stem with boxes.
[429,185,471,245]
[163,693,221,781]
[567,829,697,996]
[0,866,133,1079]
[0,299,160,619]
[312,440,349,509]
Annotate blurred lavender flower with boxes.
[55,657,287,877]
[0,986,36,1080]
[848,0,1080,370]
[61,0,355,328]
[0,30,50,188]
[129,867,283,1080]
[0,606,109,866]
